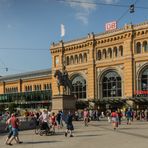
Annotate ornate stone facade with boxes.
[0,22,148,110]
[50,22,148,109]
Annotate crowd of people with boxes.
[106,108,148,130]
[4,109,75,145]
[2,107,148,146]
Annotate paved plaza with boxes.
[0,119,148,148]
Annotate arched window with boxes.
[39,85,41,90]
[37,85,40,91]
[102,49,106,59]
[44,84,46,90]
[97,50,101,60]
[49,83,52,90]
[136,42,141,54]
[34,85,37,91]
[66,56,70,65]
[46,84,49,90]
[140,68,148,91]
[25,86,27,92]
[79,54,83,63]
[27,86,30,91]
[29,86,32,91]
[102,71,122,98]
[143,41,148,52]
[83,53,87,62]
[119,46,123,56]
[74,55,78,64]
[70,56,74,64]
[72,75,86,99]
[108,48,112,58]
[113,47,118,57]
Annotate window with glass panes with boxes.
[72,75,86,99]
[102,71,122,98]
[141,68,148,91]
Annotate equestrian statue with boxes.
[54,68,73,95]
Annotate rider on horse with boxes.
[54,68,73,95]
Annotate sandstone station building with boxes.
[0,22,148,111]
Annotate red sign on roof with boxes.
[105,21,117,31]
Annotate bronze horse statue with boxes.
[54,69,73,95]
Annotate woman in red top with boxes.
[111,110,118,130]
[50,112,56,133]
[7,113,23,145]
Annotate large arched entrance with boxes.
[99,70,123,109]
[102,71,122,98]
[135,66,148,109]
[139,67,148,91]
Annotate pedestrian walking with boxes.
[83,108,89,126]
[111,110,119,130]
[106,110,111,123]
[6,113,23,145]
[126,108,132,125]
[50,112,56,133]
[56,110,62,129]
[64,111,74,137]
[5,114,13,145]
[117,109,123,125]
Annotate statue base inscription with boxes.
[52,95,76,114]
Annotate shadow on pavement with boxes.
[101,126,148,139]
[76,134,104,137]
[24,140,62,144]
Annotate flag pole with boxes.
[60,24,66,72]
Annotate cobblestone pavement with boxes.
[0,119,148,148]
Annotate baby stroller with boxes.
[35,121,54,136]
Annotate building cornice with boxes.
[50,22,148,54]
[50,22,148,53]
[0,68,52,82]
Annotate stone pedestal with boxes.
[52,95,76,114]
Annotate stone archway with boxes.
[138,66,148,91]
[98,69,123,100]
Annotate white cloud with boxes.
[76,12,89,25]
[66,0,120,24]
[100,0,119,4]
[66,0,96,25]
[67,0,96,11]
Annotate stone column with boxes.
[87,33,96,101]
[123,40,134,99]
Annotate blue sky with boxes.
[0,0,147,76]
